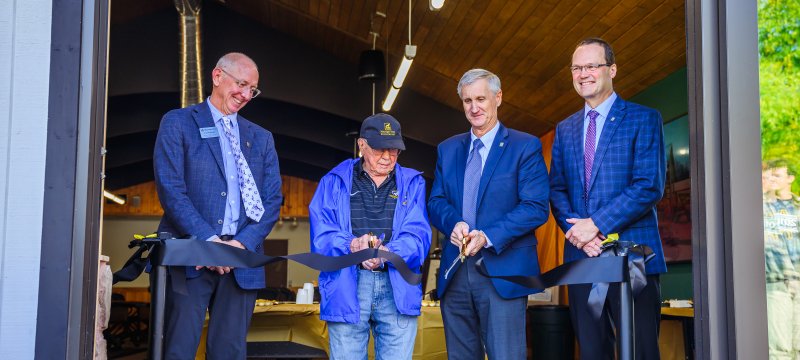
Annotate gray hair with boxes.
[215,52,258,71]
[457,68,501,98]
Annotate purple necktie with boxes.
[584,110,599,206]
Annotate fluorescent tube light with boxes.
[382,86,400,112]
[103,190,126,205]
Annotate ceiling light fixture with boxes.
[103,190,126,205]
[429,0,445,11]
[382,0,416,112]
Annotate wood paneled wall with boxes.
[279,176,317,218]
[103,182,164,217]
[112,287,151,303]
[103,176,319,218]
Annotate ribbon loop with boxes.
[474,241,653,320]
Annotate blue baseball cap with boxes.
[360,113,406,150]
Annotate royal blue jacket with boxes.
[310,158,431,323]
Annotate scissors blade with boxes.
[443,256,461,280]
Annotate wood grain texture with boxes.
[223,0,685,136]
[103,176,319,218]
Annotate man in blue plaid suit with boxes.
[549,38,666,359]
[153,52,282,359]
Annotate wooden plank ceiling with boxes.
[223,0,686,136]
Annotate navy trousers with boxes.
[440,255,527,360]
[568,274,662,360]
[160,268,257,360]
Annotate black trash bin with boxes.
[528,305,574,360]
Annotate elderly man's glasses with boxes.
[569,63,612,74]
[364,145,400,157]
[219,68,261,98]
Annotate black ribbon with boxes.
[474,241,653,319]
[112,241,153,284]
[475,256,626,288]
[586,242,653,319]
[114,238,422,290]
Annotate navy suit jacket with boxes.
[428,123,550,299]
[549,97,667,274]
[153,101,282,289]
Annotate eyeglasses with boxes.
[569,63,612,74]
[364,145,401,157]
[219,68,262,98]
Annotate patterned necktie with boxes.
[584,110,599,207]
[462,138,484,228]
[221,116,264,222]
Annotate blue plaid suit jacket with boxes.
[549,97,667,274]
[153,101,282,289]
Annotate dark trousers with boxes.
[568,274,661,360]
[160,268,257,360]
[440,256,527,360]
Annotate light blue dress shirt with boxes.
[583,92,618,151]
[207,99,242,236]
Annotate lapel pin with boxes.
[610,117,616,122]
[499,142,504,147]
[246,141,251,148]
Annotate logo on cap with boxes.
[381,122,396,136]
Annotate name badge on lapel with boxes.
[199,127,219,139]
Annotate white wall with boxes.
[269,219,319,287]
[101,217,161,288]
[102,217,319,288]
[0,0,53,357]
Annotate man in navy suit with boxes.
[153,52,282,359]
[428,68,550,359]
[549,38,666,359]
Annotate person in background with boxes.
[309,113,431,360]
[764,159,800,359]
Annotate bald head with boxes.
[210,52,260,115]
[216,52,258,72]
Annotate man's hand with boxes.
[195,237,244,274]
[365,240,387,269]
[361,258,380,270]
[450,222,470,247]
[350,234,371,253]
[581,237,604,257]
[565,218,601,248]
[360,237,384,270]
[464,230,487,256]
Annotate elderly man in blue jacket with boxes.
[310,113,431,360]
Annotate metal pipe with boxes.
[148,250,166,360]
[618,252,634,360]
[175,0,204,107]
[148,233,173,360]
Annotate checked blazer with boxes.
[549,97,667,274]
[153,101,282,289]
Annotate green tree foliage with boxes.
[759,0,800,187]
[758,0,800,70]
